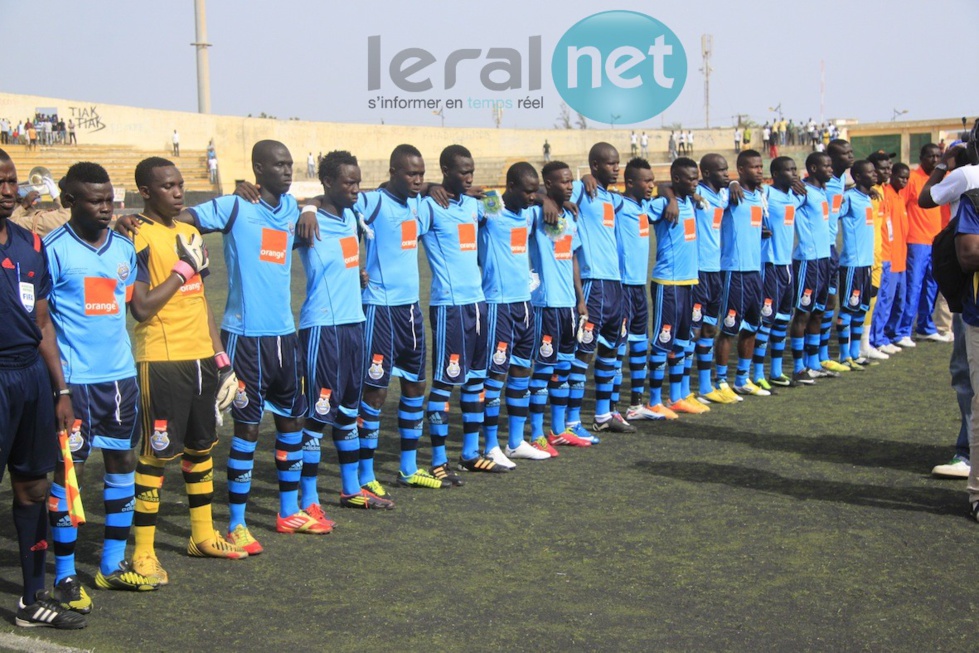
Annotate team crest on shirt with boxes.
[116,262,130,281]
[446,354,462,378]
[581,322,595,344]
[67,419,83,452]
[801,289,812,307]
[368,354,384,381]
[723,310,737,328]
[150,420,170,451]
[314,389,332,416]
[658,325,673,344]
[692,303,703,322]
[493,342,508,366]
[761,299,773,317]
[233,380,249,409]
[539,335,554,358]
[849,289,861,307]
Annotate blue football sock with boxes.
[648,351,667,406]
[274,430,303,518]
[628,338,649,405]
[735,357,751,387]
[427,386,452,467]
[358,402,381,484]
[770,317,788,378]
[101,471,135,576]
[837,312,852,362]
[505,374,531,450]
[333,424,361,497]
[668,352,685,404]
[461,380,484,461]
[48,482,76,582]
[753,324,771,380]
[791,336,806,373]
[568,358,588,425]
[227,436,257,530]
[529,365,552,438]
[850,313,865,360]
[594,355,616,420]
[483,376,504,454]
[549,362,570,434]
[300,429,322,509]
[805,333,822,370]
[398,395,424,475]
[695,337,714,394]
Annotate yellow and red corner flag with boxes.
[57,420,86,526]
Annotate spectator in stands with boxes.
[0,118,7,144]
[677,129,686,155]
[734,127,742,153]
[209,156,219,184]
[26,123,36,150]
[762,123,771,151]
[686,130,694,155]
[56,118,65,144]
[307,152,316,178]
[543,139,551,162]
[172,129,180,156]
[67,119,76,145]
[641,131,649,157]
[630,131,638,157]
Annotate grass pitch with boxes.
[0,234,976,652]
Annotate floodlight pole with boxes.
[192,0,212,114]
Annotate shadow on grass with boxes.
[660,421,950,474]
[635,460,965,516]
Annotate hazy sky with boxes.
[7,0,977,130]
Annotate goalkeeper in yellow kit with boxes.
[126,157,246,584]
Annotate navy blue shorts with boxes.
[792,258,830,313]
[828,245,840,295]
[533,306,577,365]
[363,303,426,388]
[720,271,763,335]
[430,302,488,385]
[650,282,692,353]
[691,270,723,328]
[761,263,794,324]
[623,284,649,342]
[0,355,56,481]
[300,323,364,428]
[65,377,140,463]
[138,359,218,460]
[580,279,625,353]
[223,332,307,424]
[839,265,872,314]
[485,301,535,374]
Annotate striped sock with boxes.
[133,456,165,559]
[850,312,865,360]
[358,402,381,484]
[668,352,685,404]
[505,374,531,450]
[333,419,360,497]
[398,395,425,475]
[461,380,484,461]
[820,312,834,361]
[49,482,76,582]
[101,471,135,576]
[837,313,852,362]
[610,343,626,412]
[735,357,751,388]
[805,333,821,370]
[594,355,616,421]
[567,358,588,425]
[628,338,648,406]
[299,429,322,509]
[791,336,806,373]
[427,385,452,467]
[770,317,789,378]
[648,352,667,406]
[182,449,215,544]
[696,337,714,395]
[483,376,505,454]
[549,362,570,434]
[753,324,771,380]
[274,430,303,518]
[227,436,257,530]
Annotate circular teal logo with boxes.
[552,11,687,124]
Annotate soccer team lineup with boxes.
[0,133,954,631]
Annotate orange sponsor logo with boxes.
[457,223,477,251]
[554,234,573,260]
[712,207,723,230]
[821,201,830,220]
[179,274,203,295]
[864,207,874,226]
[638,213,649,237]
[510,227,528,254]
[401,220,417,249]
[259,228,288,264]
[602,202,615,228]
[832,194,842,212]
[784,205,795,226]
[750,205,763,228]
[84,277,119,315]
[683,218,696,241]
[339,236,359,268]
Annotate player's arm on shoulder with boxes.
[35,297,74,431]
[297,195,326,243]
[654,186,679,224]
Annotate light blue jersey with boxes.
[793,182,832,261]
[478,206,533,304]
[763,186,804,266]
[191,194,298,336]
[615,195,651,286]
[529,207,581,308]
[720,187,765,272]
[357,189,428,306]
[649,196,699,285]
[44,224,137,383]
[838,188,875,267]
[298,207,365,328]
[421,195,485,306]
[826,173,846,242]
[570,180,621,281]
[694,183,728,273]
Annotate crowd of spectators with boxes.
[0,113,76,148]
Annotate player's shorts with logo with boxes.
[0,354,57,481]
[839,265,872,314]
[485,301,535,374]
[430,302,488,385]
[300,323,364,427]
[363,303,426,388]
[719,271,763,336]
[828,245,840,295]
[691,270,723,328]
[580,278,625,353]
[222,331,307,424]
[761,263,794,325]
[138,359,218,460]
[622,283,649,342]
[792,257,830,313]
[64,377,141,463]
[533,306,577,365]
[650,282,693,353]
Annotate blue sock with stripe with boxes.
[101,472,135,576]
[836,313,852,362]
[505,374,531,449]
[275,430,303,518]
[227,436,257,530]
[482,376,504,454]
[358,402,380,485]
[48,482,76,582]
[850,312,865,360]
[770,317,789,378]
[610,343,626,411]
[668,352,685,404]
[805,333,822,370]
[820,312,834,361]
[300,429,322,509]
[333,421,361,497]
[398,395,424,476]
[427,386,452,467]
[461,380,484,461]
[549,362,571,434]
[696,337,714,395]
[682,341,695,398]
[791,336,806,373]
[753,324,771,381]
[568,358,588,425]
[529,365,552,438]
[716,363,728,387]
[735,357,751,387]
[628,338,648,406]
[648,352,667,406]
[594,355,616,420]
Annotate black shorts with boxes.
[622,284,649,342]
[719,271,763,336]
[430,302,488,385]
[839,265,872,314]
[138,359,218,460]
[691,270,723,328]
[533,306,577,365]
[222,332,307,424]
[650,282,693,353]
[363,303,426,388]
[66,377,141,463]
[761,263,794,325]
[580,279,625,353]
[485,301,535,374]
[792,258,830,313]
[301,323,364,428]
[0,355,56,481]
